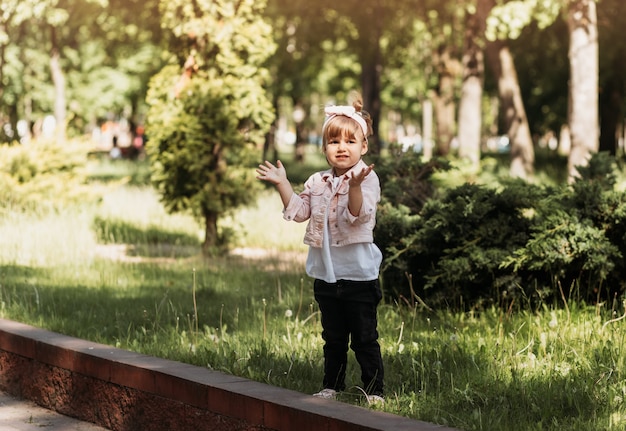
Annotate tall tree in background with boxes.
[353,2,386,155]
[457,0,490,169]
[96,0,165,134]
[486,38,535,178]
[597,0,626,155]
[566,0,598,181]
[0,0,164,143]
[0,0,60,142]
[485,0,551,180]
[263,0,337,162]
[414,1,464,157]
[314,0,433,155]
[145,0,276,253]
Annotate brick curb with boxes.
[0,318,457,431]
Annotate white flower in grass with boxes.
[285,309,293,318]
[549,311,558,328]
[556,361,572,376]
[527,352,537,368]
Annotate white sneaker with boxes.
[312,388,338,399]
[366,394,385,405]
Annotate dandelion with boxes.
[285,309,293,318]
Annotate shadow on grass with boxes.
[0,252,309,344]
[0,257,325,400]
[93,216,200,250]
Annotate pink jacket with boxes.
[283,160,380,248]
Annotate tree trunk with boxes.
[294,121,306,162]
[0,25,5,112]
[360,4,383,155]
[203,209,219,255]
[432,45,458,157]
[293,100,307,163]
[566,0,599,182]
[486,40,535,179]
[49,26,66,143]
[457,1,488,169]
[422,98,434,160]
[263,96,279,162]
[599,81,621,155]
[361,49,382,155]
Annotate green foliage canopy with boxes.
[145,0,276,252]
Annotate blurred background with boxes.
[1,0,620,180]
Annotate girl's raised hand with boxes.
[349,163,374,186]
[256,160,287,185]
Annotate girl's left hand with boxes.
[349,164,374,186]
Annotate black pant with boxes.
[314,279,384,396]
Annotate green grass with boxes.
[2,159,626,430]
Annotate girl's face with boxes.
[322,115,369,176]
[323,130,368,176]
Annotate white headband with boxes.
[322,105,368,139]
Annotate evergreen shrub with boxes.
[377,151,626,309]
[0,139,95,212]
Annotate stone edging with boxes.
[0,318,457,431]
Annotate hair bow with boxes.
[322,105,368,138]
[325,106,357,117]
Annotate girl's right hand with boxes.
[256,160,287,185]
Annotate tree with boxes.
[407,1,463,157]
[457,0,490,169]
[485,0,547,179]
[565,0,598,181]
[263,0,338,162]
[0,0,56,142]
[596,0,625,155]
[145,0,276,253]
[290,0,436,155]
[0,0,164,143]
[486,39,535,178]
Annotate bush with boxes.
[378,152,626,310]
[373,148,451,214]
[0,139,96,213]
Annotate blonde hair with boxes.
[321,93,373,150]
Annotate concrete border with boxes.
[0,318,457,431]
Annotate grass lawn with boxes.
[1,158,626,430]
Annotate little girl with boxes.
[256,94,384,404]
